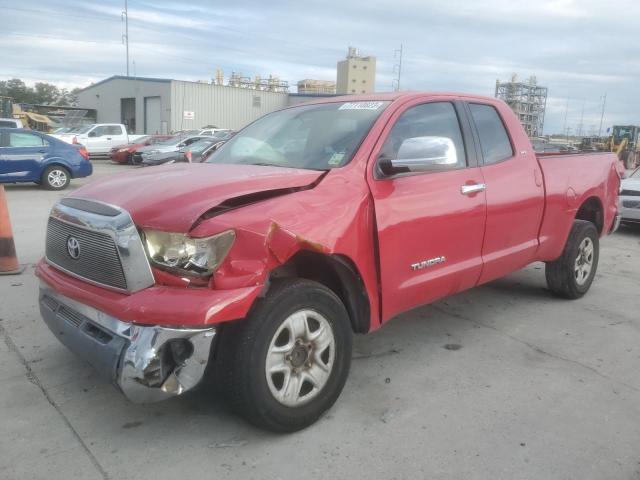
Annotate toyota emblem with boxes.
[67,236,80,259]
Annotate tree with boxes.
[0,79,33,103]
[33,82,60,104]
[0,78,79,106]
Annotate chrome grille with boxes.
[46,217,127,290]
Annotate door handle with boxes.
[460,183,486,195]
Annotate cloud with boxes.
[1,0,638,133]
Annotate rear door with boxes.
[0,131,49,182]
[367,98,487,321]
[466,101,545,283]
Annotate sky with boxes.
[1,0,638,134]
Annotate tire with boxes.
[216,278,353,432]
[41,166,70,190]
[545,220,599,299]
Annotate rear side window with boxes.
[469,104,513,164]
[8,132,47,147]
[0,120,18,128]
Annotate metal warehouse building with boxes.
[76,76,292,135]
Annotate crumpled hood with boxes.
[70,163,324,232]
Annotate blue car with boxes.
[0,128,93,190]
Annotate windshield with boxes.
[613,126,634,141]
[187,139,216,153]
[206,101,390,170]
[153,135,185,146]
[211,130,232,140]
[74,125,94,134]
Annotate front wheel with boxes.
[217,279,353,432]
[42,166,70,190]
[545,220,599,299]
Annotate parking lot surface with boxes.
[1,161,639,480]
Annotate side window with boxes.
[468,104,513,164]
[92,126,108,137]
[8,132,46,147]
[379,102,466,171]
[107,125,123,135]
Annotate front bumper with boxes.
[620,196,640,223]
[39,282,216,403]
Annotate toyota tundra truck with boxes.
[36,93,623,432]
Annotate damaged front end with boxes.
[39,283,216,403]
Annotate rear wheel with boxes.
[42,166,70,190]
[545,220,599,299]
[217,279,353,432]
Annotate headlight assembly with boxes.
[144,229,235,277]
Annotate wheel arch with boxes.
[575,196,604,234]
[267,250,371,334]
[42,160,74,178]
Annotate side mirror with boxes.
[88,131,98,138]
[379,136,458,176]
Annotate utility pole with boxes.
[598,93,607,137]
[562,97,570,138]
[577,98,585,137]
[122,0,130,76]
[392,44,403,91]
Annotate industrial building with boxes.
[336,47,376,95]
[495,75,548,137]
[76,76,291,134]
[297,79,336,95]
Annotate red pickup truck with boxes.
[37,92,623,432]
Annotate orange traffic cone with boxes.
[0,185,24,275]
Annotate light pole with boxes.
[122,0,130,76]
[598,93,607,137]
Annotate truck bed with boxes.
[535,151,622,261]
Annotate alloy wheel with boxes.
[265,309,335,407]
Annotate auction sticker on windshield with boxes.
[338,101,385,110]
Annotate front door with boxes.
[85,125,127,154]
[367,99,487,322]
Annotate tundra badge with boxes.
[411,256,446,271]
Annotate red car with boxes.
[109,135,173,164]
[37,92,623,432]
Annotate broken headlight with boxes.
[144,229,235,277]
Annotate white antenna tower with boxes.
[122,0,130,76]
[392,44,403,91]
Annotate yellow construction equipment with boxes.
[607,125,640,169]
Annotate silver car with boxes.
[133,135,209,164]
[620,168,640,225]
